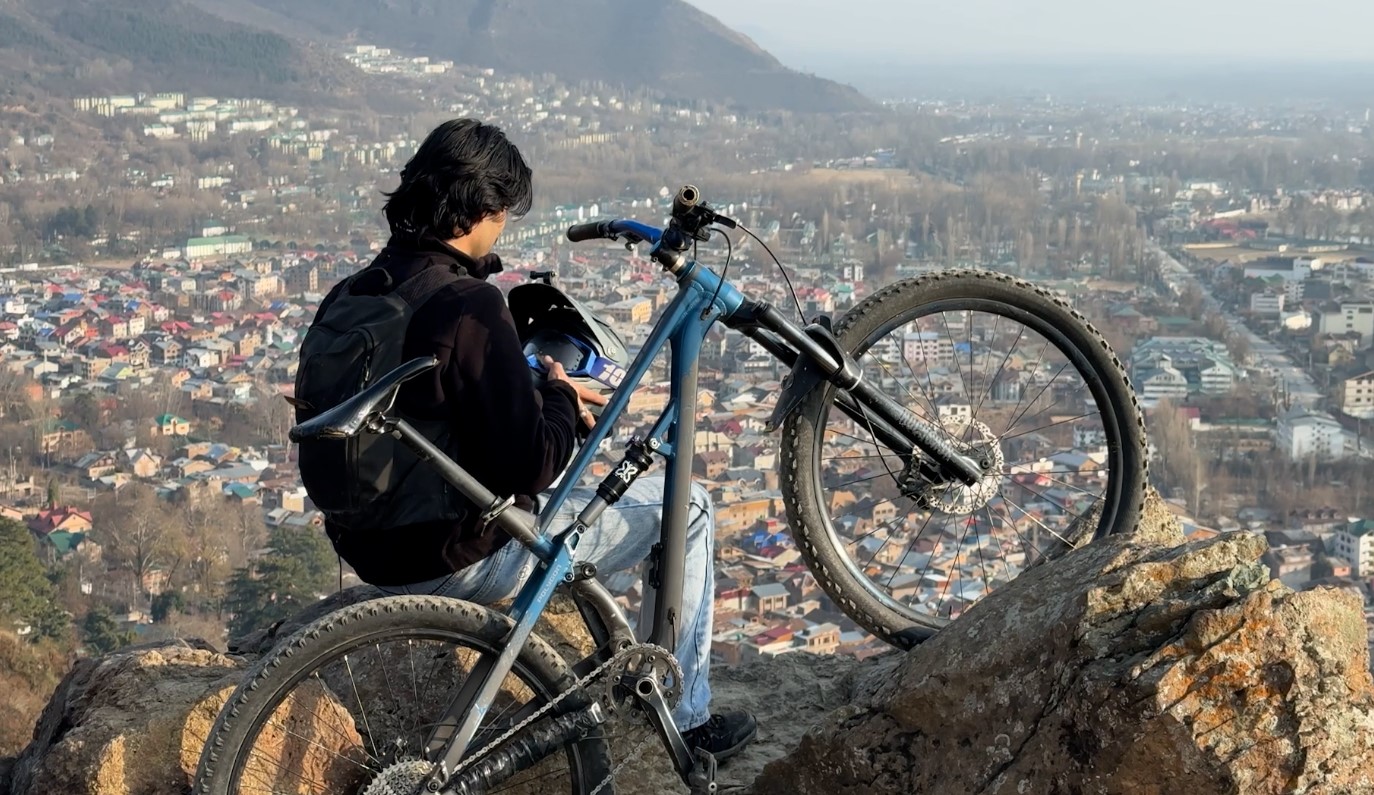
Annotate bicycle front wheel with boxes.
[193,595,612,795]
[781,269,1148,649]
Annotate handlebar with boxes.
[565,185,738,273]
[565,186,736,245]
[565,219,663,246]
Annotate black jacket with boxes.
[313,236,581,585]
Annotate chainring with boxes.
[601,643,684,716]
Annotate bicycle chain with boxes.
[443,642,679,790]
[589,728,660,795]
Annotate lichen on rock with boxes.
[757,496,1374,795]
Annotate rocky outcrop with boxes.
[6,491,1373,795]
[7,639,240,795]
[756,501,1374,795]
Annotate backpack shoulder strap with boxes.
[393,263,467,311]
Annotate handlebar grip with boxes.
[566,221,607,243]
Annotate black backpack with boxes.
[293,257,468,533]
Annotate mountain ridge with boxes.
[1,0,869,113]
[0,0,375,108]
[189,0,873,112]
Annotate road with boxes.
[1151,243,1323,407]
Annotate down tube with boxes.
[537,285,696,532]
[648,297,712,653]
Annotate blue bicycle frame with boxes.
[424,219,749,777]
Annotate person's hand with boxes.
[542,356,609,427]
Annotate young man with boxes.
[315,118,757,760]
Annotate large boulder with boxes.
[756,504,1374,794]
[7,639,240,795]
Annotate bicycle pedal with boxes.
[688,748,719,795]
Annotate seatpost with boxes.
[381,415,548,554]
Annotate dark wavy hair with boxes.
[382,119,533,241]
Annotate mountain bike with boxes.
[193,186,1147,794]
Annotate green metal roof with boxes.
[45,530,86,556]
[1344,519,1374,538]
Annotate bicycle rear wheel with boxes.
[781,269,1148,648]
[193,595,612,795]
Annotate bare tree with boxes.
[93,485,183,600]
[1151,399,1201,513]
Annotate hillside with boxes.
[191,0,873,113]
[0,633,67,759]
[0,0,372,107]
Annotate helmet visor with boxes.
[525,333,627,390]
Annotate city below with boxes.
[4,36,1374,677]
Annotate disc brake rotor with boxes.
[906,417,1004,515]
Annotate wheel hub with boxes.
[902,417,1004,515]
[361,758,434,795]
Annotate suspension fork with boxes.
[731,301,983,486]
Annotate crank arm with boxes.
[630,674,697,783]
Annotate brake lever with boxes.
[613,233,647,251]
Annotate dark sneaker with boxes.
[683,709,758,763]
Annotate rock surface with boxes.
[6,491,1374,795]
[756,501,1374,795]
[7,639,240,795]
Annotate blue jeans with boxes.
[377,476,716,731]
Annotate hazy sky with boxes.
[687,0,1374,66]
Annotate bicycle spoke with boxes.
[1002,495,1074,547]
[1003,411,1096,441]
[1036,471,1107,501]
[970,315,1007,422]
[343,654,382,764]
[872,351,955,446]
[225,629,585,795]
[829,471,897,490]
[1003,338,1050,429]
[1005,362,1070,437]
[939,310,970,400]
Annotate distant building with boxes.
[152,414,190,436]
[1317,302,1374,349]
[902,331,952,364]
[1131,337,1242,398]
[1249,292,1285,316]
[1244,256,1314,283]
[1342,371,1374,419]
[184,235,252,261]
[1133,356,1189,406]
[604,298,651,325]
[750,583,790,614]
[1329,519,1374,578]
[1276,406,1346,462]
